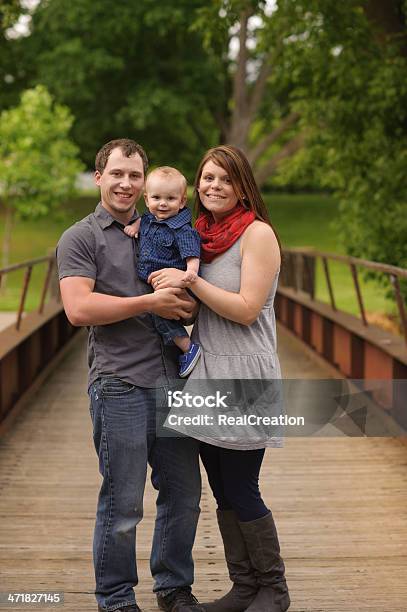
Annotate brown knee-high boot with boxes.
[196,509,258,612]
[239,512,290,611]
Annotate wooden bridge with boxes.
[1,326,406,611]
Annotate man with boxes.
[57,139,201,612]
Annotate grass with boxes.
[0,194,97,311]
[0,191,397,323]
[265,193,395,320]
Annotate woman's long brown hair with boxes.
[194,144,282,253]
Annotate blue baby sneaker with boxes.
[179,342,202,378]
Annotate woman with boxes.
[149,145,290,612]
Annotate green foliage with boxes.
[193,0,265,50]
[1,0,405,302]
[0,1,28,111]
[269,0,407,296]
[0,0,21,30]
[192,0,303,159]
[0,85,83,217]
[18,0,221,176]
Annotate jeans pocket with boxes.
[101,377,136,397]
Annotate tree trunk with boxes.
[227,7,252,150]
[363,0,407,55]
[223,6,305,184]
[247,111,301,166]
[254,132,306,187]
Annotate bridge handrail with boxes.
[2,249,406,343]
[0,254,58,331]
[284,248,407,278]
[281,248,407,344]
[0,255,51,275]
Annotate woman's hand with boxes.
[148,268,187,289]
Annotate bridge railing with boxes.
[2,249,407,431]
[0,255,78,432]
[278,248,407,427]
[0,254,60,330]
[280,248,407,344]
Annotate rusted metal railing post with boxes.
[292,252,298,291]
[322,256,336,311]
[47,248,61,302]
[350,263,368,326]
[38,259,54,314]
[303,252,316,299]
[16,266,33,330]
[390,274,407,344]
[294,253,302,292]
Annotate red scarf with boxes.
[195,204,255,263]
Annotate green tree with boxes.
[194,0,407,295]
[192,0,305,185]
[6,0,406,289]
[271,0,407,286]
[0,85,83,269]
[0,1,29,110]
[0,0,19,29]
[16,0,311,182]
[20,0,221,175]
[18,0,309,182]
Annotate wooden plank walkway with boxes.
[0,326,406,611]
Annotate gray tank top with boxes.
[191,236,281,381]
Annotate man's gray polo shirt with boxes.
[56,203,178,389]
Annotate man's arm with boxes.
[60,277,194,326]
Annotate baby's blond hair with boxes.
[145,166,187,196]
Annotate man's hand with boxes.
[150,287,195,320]
[178,289,200,324]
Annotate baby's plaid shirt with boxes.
[137,207,201,282]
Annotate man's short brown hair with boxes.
[95,139,148,175]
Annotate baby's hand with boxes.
[182,270,198,285]
[124,218,141,238]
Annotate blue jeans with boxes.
[89,377,201,611]
[152,314,189,345]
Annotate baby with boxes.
[124,166,201,377]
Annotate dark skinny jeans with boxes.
[200,442,269,522]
